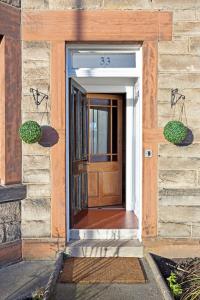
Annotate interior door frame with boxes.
[66,44,143,241]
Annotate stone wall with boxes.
[21,41,51,238]
[21,0,200,239]
[0,0,20,8]
[157,3,200,238]
[0,202,21,243]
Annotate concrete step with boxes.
[70,229,138,240]
[65,239,143,257]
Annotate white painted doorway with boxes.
[66,45,143,240]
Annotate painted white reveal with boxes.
[66,45,142,241]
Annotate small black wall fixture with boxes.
[171,88,186,108]
[30,88,48,107]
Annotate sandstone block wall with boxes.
[21,0,200,239]
[21,41,51,238]
[156,2,200,238]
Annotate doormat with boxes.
[58,257,146,284]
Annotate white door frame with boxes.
[66,45,143,241]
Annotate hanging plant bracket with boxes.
[171,88,185,108]
[30,88,48,107]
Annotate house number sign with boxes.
[72,52,136,69]
[100,56,111,66]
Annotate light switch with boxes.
[144,149,152,158]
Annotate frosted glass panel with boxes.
[72,52,136,68]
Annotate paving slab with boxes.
[55,258,164,300]
[0,260,55,300]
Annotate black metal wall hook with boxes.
[30,88,48,107]
[171,88,185,107]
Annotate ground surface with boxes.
[55,258,163,300]
[0,260,55,300]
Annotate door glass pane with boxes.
[74,89,81,160]
[90,107,110,155]
[82,96,88,160]
[90,99,111,106]
[90,155,111,162]
[74,89,88,161]
[112,106,118,154]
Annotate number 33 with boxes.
[100,56,111,66]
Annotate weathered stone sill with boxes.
[0,184,26,203]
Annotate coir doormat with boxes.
[59,257,146,284]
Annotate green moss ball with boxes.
[19,121,42,144]
[163,121,187,144]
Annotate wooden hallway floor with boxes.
[73,209,138,229]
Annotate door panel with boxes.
[88,172,99,197]
[69,79,88,227]
[102,172,120,196]
[87,94,123,207]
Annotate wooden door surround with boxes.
[0,3,21,185]
[22,10,172,242]
[87,94,123,207]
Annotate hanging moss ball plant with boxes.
[19,121,42,144]
[163,120,187,144]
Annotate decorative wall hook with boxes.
[171,88,185,108]
[30,88,48,107]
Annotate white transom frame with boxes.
[68,45,141,78]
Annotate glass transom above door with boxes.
[67,46,141,77]
[72,52,136,68]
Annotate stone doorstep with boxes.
[70,229,138,240]
[65,239,144,258]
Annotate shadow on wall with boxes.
[39,125,59,147]
[177,127,194,147]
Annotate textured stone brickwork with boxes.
[21,41,51,238]
[157,1,200,238]
[0,0,20,8]
[21,0,200,10]
[0,202,21,243]
[21,0,200,239]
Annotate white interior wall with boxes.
[74,77,138,215]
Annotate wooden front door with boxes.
[69,79,88,227]
[87,94,123,207]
